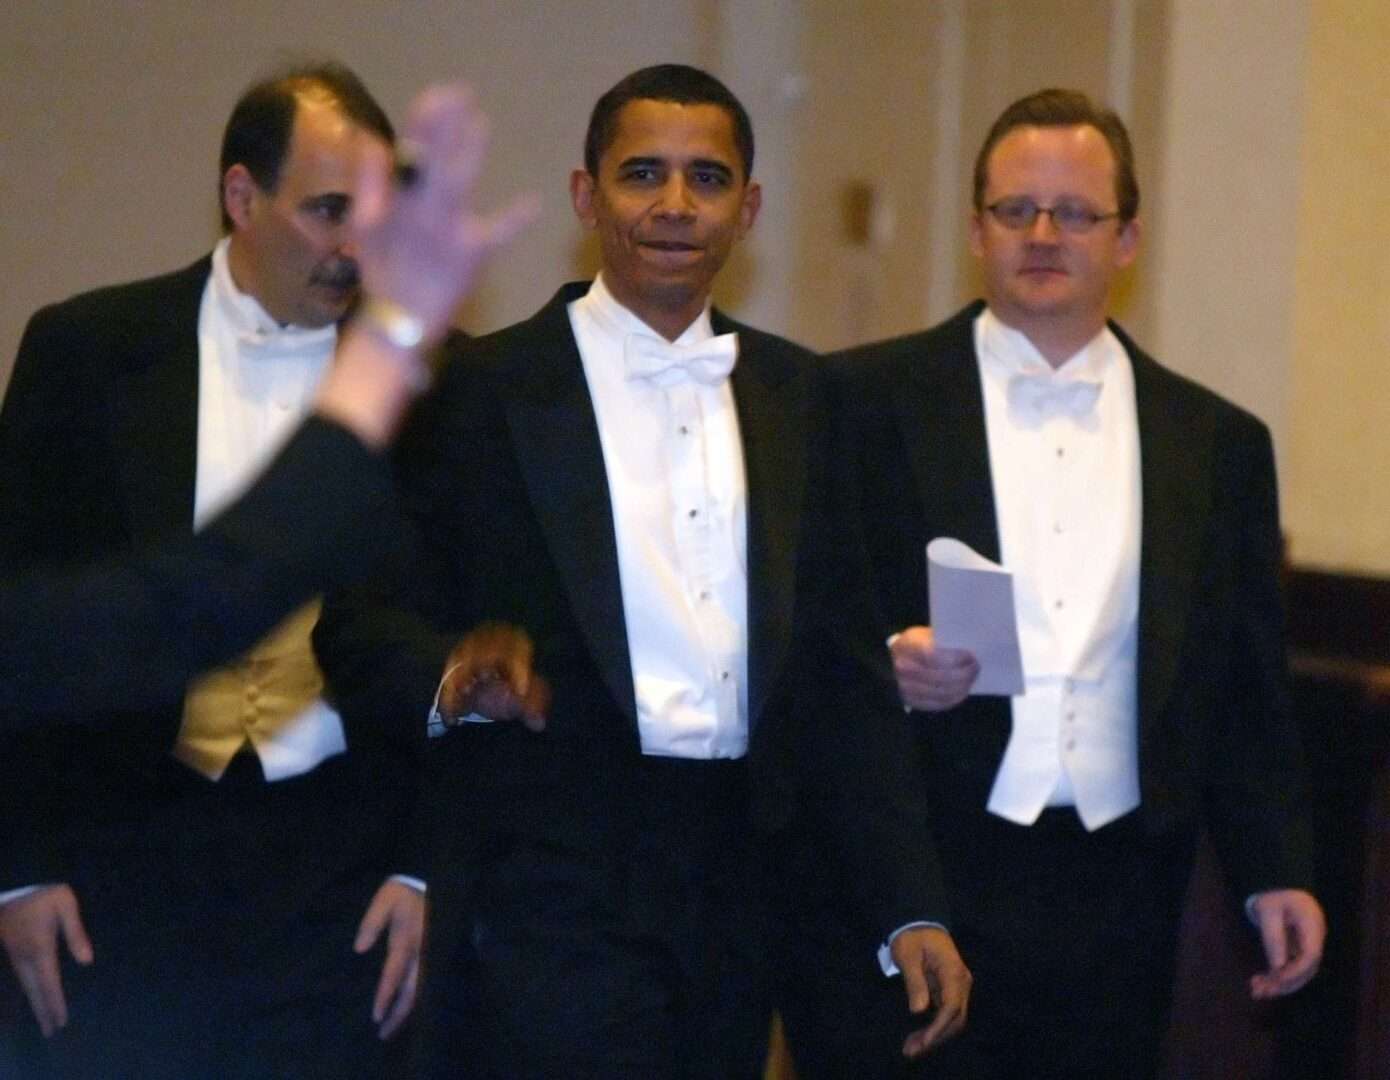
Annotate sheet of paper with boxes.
[926,538,1025,696]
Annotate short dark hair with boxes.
[583,64,754,181]
[973,88,1139,222]
[218,60,393,230]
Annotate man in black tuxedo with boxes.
[796,88,1325,1079]
[0,78,534,730]
[316,64,971,1079]
[0,63,442,1077]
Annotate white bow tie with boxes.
[624,332,739,387]
[1007,372,1103,421]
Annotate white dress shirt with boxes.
[178,237,347,782]
[569,274,749,759]
[975,308,1142,831]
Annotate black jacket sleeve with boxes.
[0,418,394,724]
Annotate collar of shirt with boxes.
[977,307,1117,426]
[575,271,720,352]
[209,237,337,359]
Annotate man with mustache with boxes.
[316,63,970,1078]
[786,87,1325,1079]
[0,62,430,1077]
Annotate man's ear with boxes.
[222,164,259,231]
[736,180,762,239]
[968,211,986,258]
[570,169,598,230]
[1115,216,1142,269]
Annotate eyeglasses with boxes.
[984,197,1122,234]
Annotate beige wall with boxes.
[1284,0,1390,574]
[1146,0,1308,469]
[1139,0,1390,575]
[785,0,943,350]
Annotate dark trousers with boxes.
[422,756,771,1080]
[780,808,1195,1080]
[34,750,409,1080]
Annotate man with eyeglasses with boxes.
[779,88,1325,1079]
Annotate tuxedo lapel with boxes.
[1127,345,1214,733]
[109,259,209,544]
[500,287,636,722]
[496,294,813,732]
[722,318,807,734]
[901,305,1001,563]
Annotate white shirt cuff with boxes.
[426,662,494,737]
[877,919,949,976]
[0,884,47,907]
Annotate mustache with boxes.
[312,259,360,290]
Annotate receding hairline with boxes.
[980,121,1123,185]
[282,77,358,119]
[284,85,389,148]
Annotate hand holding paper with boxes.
[925,538,1025,697]
[890,626,980,712]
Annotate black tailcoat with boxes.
[317,284,949,1072]
[0,259,423,1074]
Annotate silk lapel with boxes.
[500,285,636,722]
[1127,341,1213,733]
[900,304,1001,563]
[723,317,806,734]
[109,259,209,543]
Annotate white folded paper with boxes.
[926,538,1025,696]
